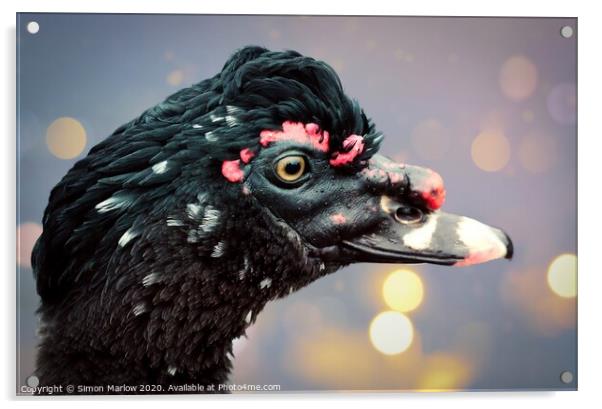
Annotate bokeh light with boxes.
[499,55,538,101]
[369,311,414,355]
[382,269,424,313]
[45,117,87,159]
[417,353,473,391]
[471,129,511,172]
[547,83,576,125]
[285,325,425,389]
[521,109,535,123]
[518,131,558,174]
[410,119,451,160]
[501,267,576,336]
[547,253,577,298]
[167,69,185,86]
[17,222,43,268]
[288,328,379,388]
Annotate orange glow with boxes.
[46,117,87,159]
[499,55,538,101]
[289,329,379,388]
[17,222,43,268]
[167,69,185,86]
[471,129,511,172]
[518,131,558,174]
[382,269,424,312]
[417,353,473,391]
[500,267,576,336]
[286,327,424,389]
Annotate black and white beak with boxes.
[343,200,513,266]
[340,155,513,267]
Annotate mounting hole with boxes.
[560,25,573,39]
[26,375,39,387]
[26,21,40,34]
[560,370,574,384]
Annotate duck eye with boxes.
[394,206,424,225]
[275,155,307,183]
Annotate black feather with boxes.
[32,46,383,393]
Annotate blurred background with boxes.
[16,14,577,392]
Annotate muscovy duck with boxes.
[32,46,512,392]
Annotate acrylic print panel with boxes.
[16,14,577,394]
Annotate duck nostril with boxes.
[394,206,424,225]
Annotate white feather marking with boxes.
[132,303,148,316]
[192,124,203,129]
[199,206,220,233]
[245,310,253,324]
[226,105,242,115]
[210,114,224,122]
[187,230,198,243]
[151,160,169,174]
[95,196,129,213]
[167,366,177,376]
[205,131,218,142]
[402,214,439,250]
[186,203,202,219]
[319,262,326,271]
[259,278,272,289]
[380,195,396,214]
[225,115,238,127]
[118,227,140,247]
[196,192,208,204]
[211,241,225,258]
[166,217,184,227]
[142,273,160,287]
[238,256,250,280]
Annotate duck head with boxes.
[32,45,513,388]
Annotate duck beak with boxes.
[341,199,513,266]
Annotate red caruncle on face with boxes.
[221,121,366,183]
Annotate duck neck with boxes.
[35,203,322,391]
